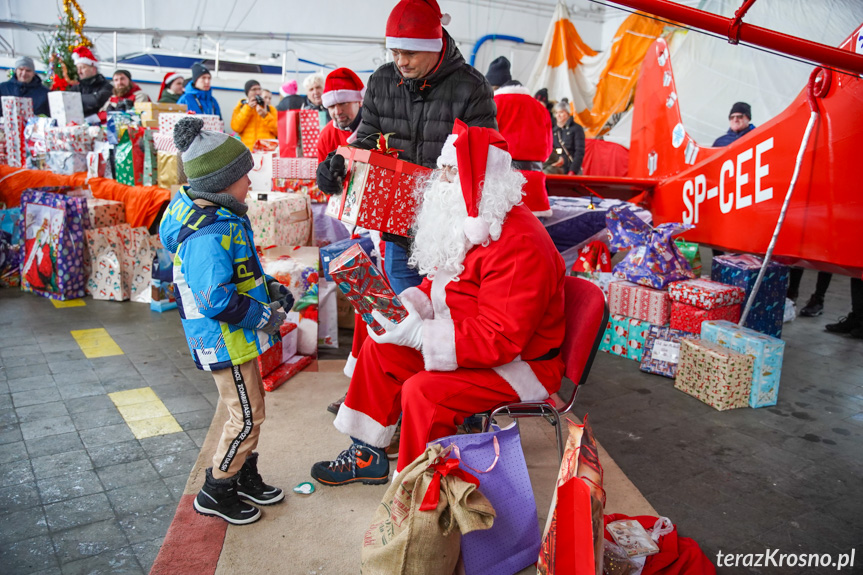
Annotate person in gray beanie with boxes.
[159,116,292,525]
[0,55,49,116]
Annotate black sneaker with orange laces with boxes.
[310,442,389,486]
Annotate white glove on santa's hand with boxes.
[367,300,424,350]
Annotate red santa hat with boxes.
[437,119,512,245]
[386,0,451,53]
[321,68,365,108]
[158,71,184,101]
[71,46,98,67]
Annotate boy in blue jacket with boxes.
[159,116,293,525]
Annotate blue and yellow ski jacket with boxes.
[159,188,276,371]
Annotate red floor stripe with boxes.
[149,494,227,575]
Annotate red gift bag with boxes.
[278,110,300,158]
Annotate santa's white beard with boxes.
[409,168,526,279]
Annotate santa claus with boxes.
[311,120,566,485]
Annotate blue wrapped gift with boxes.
[320,234,374,282]
[639,325,693,379]
[701,319,785,408]
[607,205,695,289]
[601,314,651,362]
[0,208,22,244]
[711,254,788,338]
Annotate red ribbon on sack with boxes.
[419,457,480,512]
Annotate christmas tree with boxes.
[37,0,92,91]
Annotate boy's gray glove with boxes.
[267,280,294,312]
[260,306,287,337]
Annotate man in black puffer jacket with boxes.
[317,0,497,296]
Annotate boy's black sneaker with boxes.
[825,312,860,334]
[194,467,261,525]
[310,443,389,486]
[236,452,285,506]
[799,295,824,317]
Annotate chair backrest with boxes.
[560,276,609,399]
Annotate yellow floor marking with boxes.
[52,299,86,308]
[70,328,124,358]
[109,387,183,439]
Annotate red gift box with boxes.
[278,110,323,158]
[299,110,322,158]
[608,280,671,325]
[328,146,432,236]
[328,243,407,335]
[257,339,283,377]
[263,354,313,392]
[668,278,745,310]
[274,157,318,180]
[670,301,741,334]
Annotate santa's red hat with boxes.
[321,68,365,108]
[386,0,451,53]
[158,71,184,101]
[437,119,511,245]
[71,46,98,67]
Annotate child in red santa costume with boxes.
[311,119,566,486]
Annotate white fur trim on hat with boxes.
[386,37,443,52]
[165,73,183,87]
[485,144,512,180]
[463,217,490,245]
[436,134,458,168]
[72,55,97,67]
[321,87,365,108]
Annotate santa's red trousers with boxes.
[341,339,523,472]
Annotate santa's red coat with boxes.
[494,86,554,217]
[316,120,352,162]
[335,203,567,468]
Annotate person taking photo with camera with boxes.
[231,79,278,149]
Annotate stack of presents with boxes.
[597,205,788,411]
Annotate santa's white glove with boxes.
[367,300,424,350]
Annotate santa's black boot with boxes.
[194,467,262,525]
[236,452,285,505]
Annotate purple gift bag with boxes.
[432,423,540,575]
[19,188,89,300]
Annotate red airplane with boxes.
[546,15,863,279]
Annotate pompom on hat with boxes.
[436,119,511,245]
[280,79,298,97]
[386,0,451,53]
[72,46,98,67]
[321,68,365,108]
[158,71,184,100]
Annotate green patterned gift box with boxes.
[674,338,754,411]
[600,314,652,362]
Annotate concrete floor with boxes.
[0,270,861,574]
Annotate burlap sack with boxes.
[361,443,496,575]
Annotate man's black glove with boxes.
[316,153,347,195]
[267,280,294,311]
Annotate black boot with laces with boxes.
[825,312,861,334]
[236,452,285,505]
[194,467,261,525]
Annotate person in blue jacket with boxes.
[0,57,49,117]
[712,102,755,147]
[177,63,222,118]
[159,116,291,525]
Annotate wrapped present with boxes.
[607,205,694,289]
[571,240,611,274]
[273,157,318,180]
[319,234,375,282]
[250,151,276,191]
[121,227,157,303]
[140,130,158,186]
[674,338,754,411]
[3,96,34,167]
[639,325,693,378]
[263,353,313,392]
[668,278,745,310]
[0,235,20,288]
[246,192,313,247]
[328,145,432,236]
[701,320,785,408]
[150,246,177,312]
[608,280,671,325]
[318,278,339,348]
[328,243,407,335]
[46,151,88,175]
[19,188,89,300]
[85,225,129,300]
[0,208,21,242]
[711,254,789,338]
[600,314,651,362]
[674,240,702,277]
[272,178,328,203]
[85,198,125,229]
[114,127,145,186]
[106,112,138,145]
[299,109,324,158]
[670,301,741,334]
[86,151,106,179]
[259,247,320,356]
[133,102,187,123]
[45,125,94,153]
[159,113,223,135]
[48,91,85,125]
[153,131,179,154]
[157,150,180,188]
[24,116,56,167]
[257,338,283,377]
